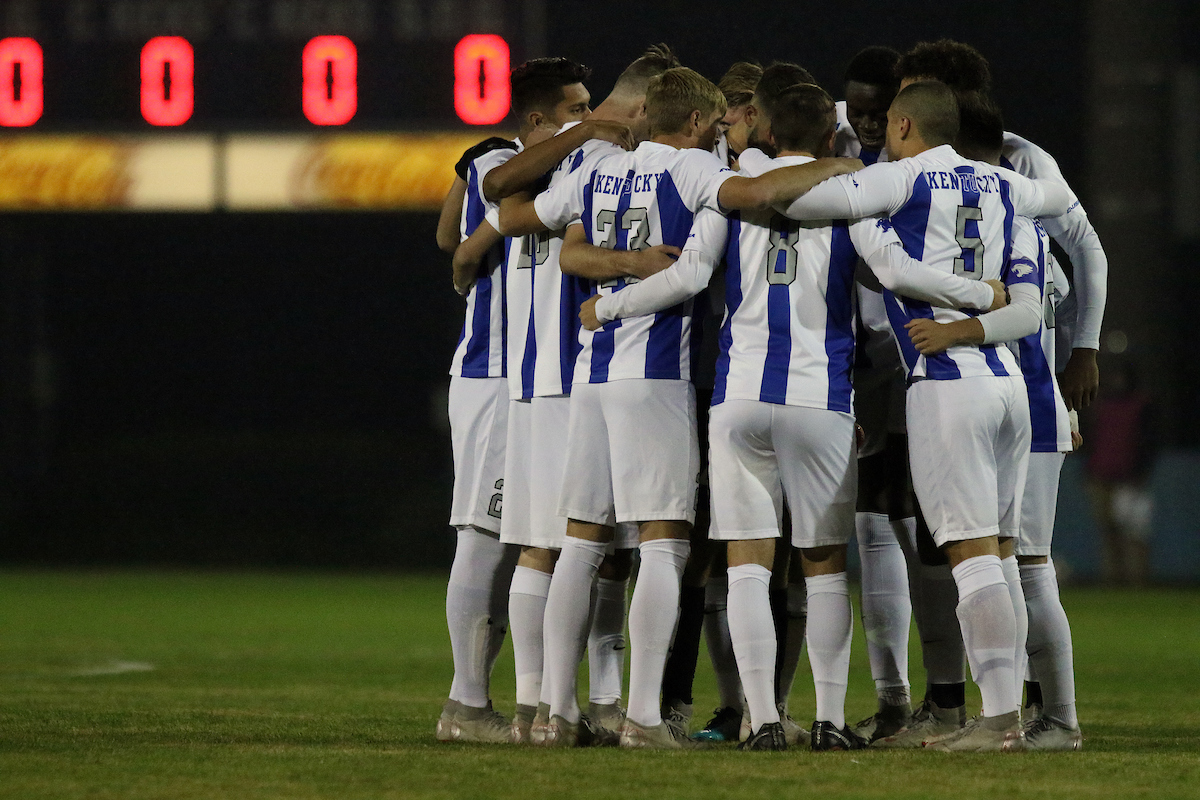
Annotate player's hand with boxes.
[905,318,957,355]
[580,295,604,330]
[1058,348,1099,411]
[453,277,473,297]
[855,424,866,450]
[587,120,636,151]
[1071,430,1084,451]
[525,121,561,148]
[627,244,681,280]
[984,279,1009,311]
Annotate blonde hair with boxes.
[645,67,728,137]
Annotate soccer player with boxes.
[896,40,1105,743]
[582,82,1008,751]
[715,62,763,167]
[776,81,1070,751]
[499,67,860,748]
[479,45,682,743]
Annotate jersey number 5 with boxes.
[954,205,985,279]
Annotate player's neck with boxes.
[776,148,816,159]
[651,133,695,150]
[590,94,640,124]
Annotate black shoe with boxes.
[738,721,788,751]
[851,703,911,743]
[693,706,742,742]
[810,720,868,751]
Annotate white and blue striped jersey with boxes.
[1001,131,1106,352]
[1009,216,1073,453]
[506,127,622,399]
[781,144,1064,381]
[450,143,519,379]
[533,141,733,384]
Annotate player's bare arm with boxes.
[559,223,680,282]
[482,119,635,201]
[905,317,984,355]
[717,157,863,211]
[906,281,1040,355]
[497,191,547,236]
[436,177,467,254]
[450,220,503,296]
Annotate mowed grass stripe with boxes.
[0,570,1197,799]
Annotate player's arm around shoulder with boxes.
[436,177,468,254]
[718,157,864,212]
[560,223,681,283]
[451,220,503,296]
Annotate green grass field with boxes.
[1,570,1197,799]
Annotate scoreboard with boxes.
[0,0,542,131]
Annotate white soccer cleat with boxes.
[660,698,693,739]
[1022,717,1083,751]
[923,711,1026,753]
[872,698,966,749]
[438,700,512,744]
[619,718,696,750]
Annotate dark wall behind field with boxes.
[0,3,1090,568]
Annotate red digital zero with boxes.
[141,37,194,126]
[303,36,357,126]
[0,37,43,127]
[454,34,510,125]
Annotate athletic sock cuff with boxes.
[510,564,553,597]
[951,554,1006,601]
[727,562,771,589]
[805,571,849,597]
[562,536,609,569]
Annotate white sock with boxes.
[952,555,1018,717]
[1020,560,1078,728]
[805,572,853,729]
[776,582,807,709]
[447,528,515,708]
[857,513,912,704]
[726,563,779,733]
[915,563,966,687]
[587,577,628,704]
[1001,555,1029,706]
[509,565,552,709]
[626,538,689,728]
[704,575,743,711]
[543,537,607,724]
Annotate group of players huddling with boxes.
[434,38,1106,753]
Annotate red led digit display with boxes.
[0,37,44,127]
[141,37,194,126]
[303,36,357,126]
[454,34,510,125]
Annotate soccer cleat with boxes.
[851,703,912,743]
[619,718,697,749]
[510,703,536,744]
[777,703,808,747]
[738,721,788,751]
[529,702,551,745]
[540,714,620,748]
[435,698,461,742]
[872,698,966,749]
[588,701,626,733]
[923,711,1026,752]
[692,706,743,742]
[661,698,693,739]
[1022,717,1083,751]
[440,700,512,744]
[810,720,868,751]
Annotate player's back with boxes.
[882,145,1022,381]
[713,154,856,413]
[570,141,731,383]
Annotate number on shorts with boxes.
[953,205,985,279]
[487,478,503,518]
[1043,279,1056,329]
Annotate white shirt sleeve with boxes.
[532,159,593,231]
[673,148,736,211]
[594,207,727,323]
[776,161,911,220]
[979,282,1042,343]
[850,217,995,310]
[1041,205,1106,351]
[1001,168,1072,219]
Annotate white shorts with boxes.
[1018,451,1065,557]
[907,375,1031,548]
[448,376,508,534]
[708,400,856,549]
[559,379,699,526]
[499,399,535,547]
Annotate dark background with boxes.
[0,0,1194,570]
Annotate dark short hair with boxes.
[891,81,960,146]
[613,43,682,95]
[956,93,1005,162]
[895,39,991,95]
[755,62,818,118]
[845,46,901,90]
[510,57,592,119]
[770,83,837,154]
[718,61,763,108]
